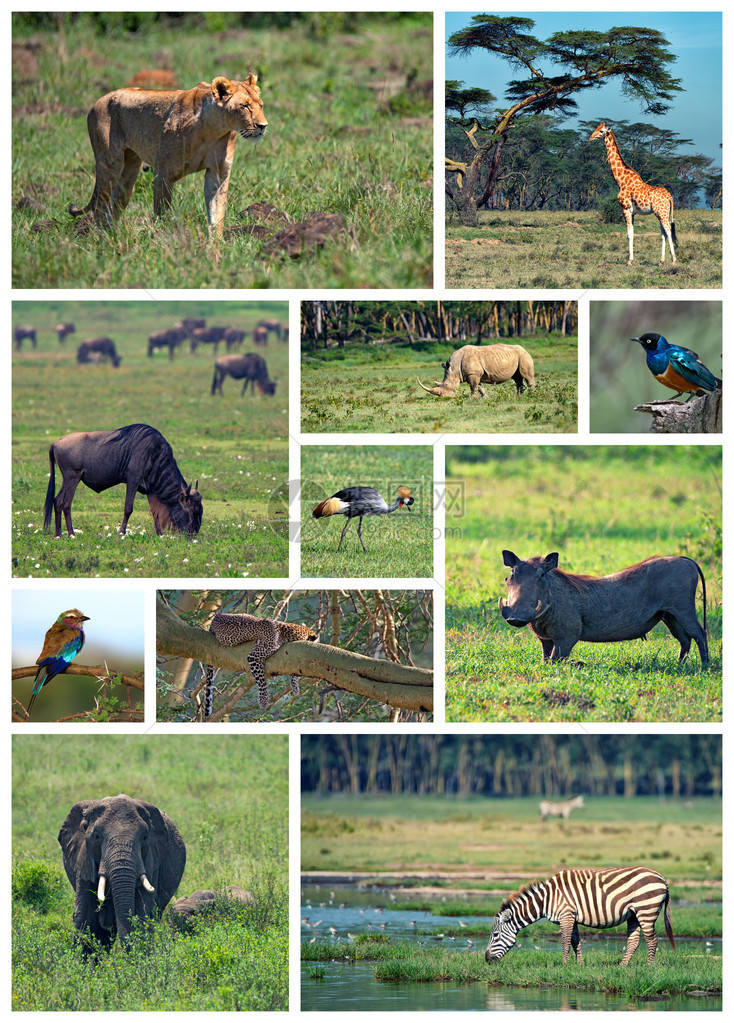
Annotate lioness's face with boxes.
[212,74,268,141]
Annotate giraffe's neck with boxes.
[603,131,630,187]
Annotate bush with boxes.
[12,861,66,913]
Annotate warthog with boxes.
[499,550,709,665]
[76,337,122,367]
[44,423,202,537]
[418,344,535,397]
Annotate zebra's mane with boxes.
[499,880,546,913]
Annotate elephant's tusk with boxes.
[140,873,155,892]
[97,875,107,902]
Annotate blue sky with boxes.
[445,11,722,165]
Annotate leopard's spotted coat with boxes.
[196,612,317,716]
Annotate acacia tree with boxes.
[446,15,683,225]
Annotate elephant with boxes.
[58,792,186,952]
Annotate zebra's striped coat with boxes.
[485,867,675,966]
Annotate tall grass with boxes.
[12,13,432,289]
[12,734,289,1011]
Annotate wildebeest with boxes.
[76,337,123,367]
[14,325,37,351]
[56,322,76,344]
[148,327,186,359]
[44,424,203,537]
[179,317,206,332]
[257,317,283,341]
[223,327,246,351]
[252,325,268,347]
[418,344,535,397]
[211,353,277,396]
[191,326,227,354]
[499,550,709,665]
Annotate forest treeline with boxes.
[301,735,721,798]
[301,300,576,351]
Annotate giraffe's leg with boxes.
[622,204,634,264]
[659,210,676,264]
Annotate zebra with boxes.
[539,794,585,821]
[485,867,676,966]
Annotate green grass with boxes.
[301,794,722,879]
[13,734,288,1011]
[300,444,433,578]
[12,13,432,289]
[301,336,578,433]
[445,446,722,722]
[12,300,288,577]
[446,210,721,290]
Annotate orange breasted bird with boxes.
[28,608,90,717]
[312,486,413,552]
[630,332,721,401]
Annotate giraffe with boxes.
[589,122,677,265]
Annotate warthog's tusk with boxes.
[140,874,155,892]
[97,876,107,902]
[498,597,506,609]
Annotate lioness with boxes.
[69,74,267,235]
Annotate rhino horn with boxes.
[417,378,444,396]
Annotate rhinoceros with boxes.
[498,550,709,665]
[417,344,535,398]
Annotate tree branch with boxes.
[12,664,144,690]
[633,390,722,434]
[156,595,433,713]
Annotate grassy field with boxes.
[445,210,721,290]
[301,793,722,880]
[13,734,288,1011]
[445,447,722,722]
[12,300,288,578]
[12,13,432,290]
[301,337,577,434]
[300,444,434,578]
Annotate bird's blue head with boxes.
[630,332,671,355]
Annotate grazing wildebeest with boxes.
[211,353,277,396]
[252,325,268,347]
[14,325,37,351]
[257,317,283,341]
[76,337,123,367]
[44,424,203,537]
[223,327,246,351]
[148,327,186,359]
[499,550,709,665]
[191,326,227,354]
[418,344,535,398]
[282,325,290,344]
[179,317,206,333]
[56,322,76,344]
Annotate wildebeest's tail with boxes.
[43,446,57,531]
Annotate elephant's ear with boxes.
[58,800,101,885]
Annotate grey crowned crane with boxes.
[312,486,413,552]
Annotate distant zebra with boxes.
[485,867,675,966]
[539,794,585,822]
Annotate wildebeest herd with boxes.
[15,312,286,540]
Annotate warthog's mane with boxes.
[548,556,667,594]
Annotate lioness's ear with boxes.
[212,76,233,102]
[244,72,261,94]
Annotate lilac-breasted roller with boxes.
[28,608,90,717]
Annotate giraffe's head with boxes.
[588,122,610,142]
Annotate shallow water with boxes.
[301,885,721,1012]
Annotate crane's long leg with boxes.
[356,516,367,552]
[337,517,352,551]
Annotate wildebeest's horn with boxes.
[185,480,193,495]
